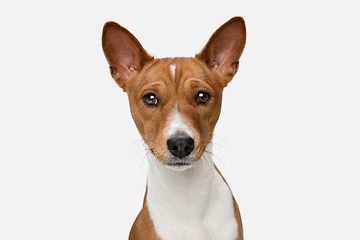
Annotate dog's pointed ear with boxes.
[102,22,153,90]
[196,17,246,85]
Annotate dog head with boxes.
[102,17,246,169]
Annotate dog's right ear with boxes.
[102,22,153,90]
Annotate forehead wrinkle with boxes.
[133,78,160,94]
[142,81,161,89]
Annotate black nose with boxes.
[167,135,194,159]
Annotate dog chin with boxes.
[165,163,193,171]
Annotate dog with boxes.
[102,16,246,240]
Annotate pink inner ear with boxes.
[217,61,237,80]
[130,66,138,71]
[212,44,239,78]
[112,46,137,69]
[210,62,219,69]
[111,64,139,87]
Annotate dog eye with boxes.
[143,93,158,106]
[196,91,211,104]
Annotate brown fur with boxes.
[214,165,244,240]
[129,187,161,240]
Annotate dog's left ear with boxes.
[196,17,246,85]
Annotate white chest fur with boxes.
[146,150,238,240]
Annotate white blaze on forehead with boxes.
[170,64,176,82]
[166,111,193,138]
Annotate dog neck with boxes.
[145,145,239,240]
[147,145,215,213]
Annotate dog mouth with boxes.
[165,157,193,170]
[166,161,192,167]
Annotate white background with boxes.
[1,0,359,239]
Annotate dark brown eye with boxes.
[196,91,211,104]
[143,93,158,106]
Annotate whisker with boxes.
[140,148,153,176]
[203,147,224,167]
[201,150,214,169]
[131,138,145,148]
[130,138,157,159]
[209,134,229,150]
[131,147,149,162]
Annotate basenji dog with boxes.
[102,16,246,240]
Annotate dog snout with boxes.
[167,135,194,159]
